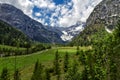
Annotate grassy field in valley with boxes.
[0,46,90,80]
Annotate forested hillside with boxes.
[0,20,29,47]
[69,24,108,46]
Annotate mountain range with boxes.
[0,0,119,44]
[0,3,64,43]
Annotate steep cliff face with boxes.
[86,0,120,30]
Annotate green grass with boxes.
[0,46,90,80]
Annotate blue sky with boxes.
[0,0,102,27]
[53,0,65,5]
[32,0,73,26]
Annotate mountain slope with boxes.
[86,0,120,29]
[60,22,85,41]
[70,24,108,46]
[0,3,63,43]
[0,20,29,47]
[70,0,120,46]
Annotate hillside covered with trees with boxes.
[0,20,30,47]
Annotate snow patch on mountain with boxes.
[61,31,73,41]
[61,24,84,41]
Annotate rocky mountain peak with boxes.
[86,0,120,29]
[0,3,64,43]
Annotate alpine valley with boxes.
[0,0,120,80]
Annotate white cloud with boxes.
[0,0,103,27]
[55,0,103,27]
[0,0,34,18]
[30,0,56,10]
[35,12,41,17]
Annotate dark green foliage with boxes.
[76,46,80,55]
[109,19,120,80]
[63,52,69,72]
[78,20,120,80]
[32,44,46,52]
[79,50,85,65]
[45,69,50,80]
[0,67,10,80]
[0,20,29,47]
[0,42,51,57]
[69,24,108,46]
[53,50,60,80]
[65,61,81,80]
[24,42,31,54]
[14,69,21,80]
[31,60,44,80]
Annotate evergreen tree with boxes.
[53,50,60,80]
[109,19,120,80]
[0,67,10,80]
[45,69,50,80]
[25,42,31,54]
[14,69,21,80]
[65,61,80,80]
[63,52,69,72]
[31,60,43,80]
[76,46,80,55]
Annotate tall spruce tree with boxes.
[63,52,69,72]
[109,19,120,80]
[76,46,80,55]
[0,67,10,80]
[14,69,21,80]
[65,61,80,80]
[45,69,50,80]
[53,50,60,80]
[31,60,43,80]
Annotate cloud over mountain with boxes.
[0,0,102,27]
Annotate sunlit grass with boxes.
[0,46,89,80]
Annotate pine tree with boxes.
[109,19,120,80]
[31,60,43,80]
[63,52,69,72]
[76,46,80,55]
[0,67,10,80]
[65,61,80,80]
[14,69,21,80]
[53,50,60,80]
[45,69,50,80]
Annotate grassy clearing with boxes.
[0,46,89,80]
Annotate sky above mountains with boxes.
[0,0,102,27]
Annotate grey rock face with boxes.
[86,0,120,29]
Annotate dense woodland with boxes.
[0,20,30,47]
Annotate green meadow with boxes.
[0,46,90,80]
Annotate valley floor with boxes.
[0,46,91,80]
